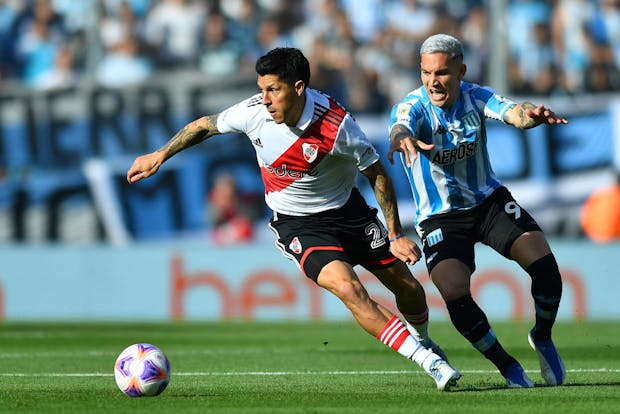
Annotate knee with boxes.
[440,287,470,303]
[527,253,562,292]
[430,259,473,301]
[431,274,471,302]
[317,264,367,304]
[325,276,366,303]
[511,231,552,267]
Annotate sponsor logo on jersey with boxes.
[263,163,314,178]
[260,94,342,194]
[252,138,263,147]
[289,236,302,254]
[302,143,319,163]
[431,140,478,165]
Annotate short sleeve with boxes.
[389,102,415,134]
[216,94,263,134]
[472,86,516,123]
[333,114,380,171]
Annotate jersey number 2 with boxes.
[366,223,386,249]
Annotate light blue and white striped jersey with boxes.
[389,81,516,229]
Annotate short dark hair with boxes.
[255,47,310,87]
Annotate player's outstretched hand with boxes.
[390,236,422,266]
[387,134,435,167]
[127,151,166,183]
[526,104,568,125]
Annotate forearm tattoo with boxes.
[390,124,412,142]
[158,114,220,156]
[365,162,402,234]
[510,102,538,129]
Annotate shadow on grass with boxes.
[450,381,620,392]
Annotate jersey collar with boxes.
[294,90,314,131]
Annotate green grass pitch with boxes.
[0,320,618,413]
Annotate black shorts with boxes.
[419,186,541,273]
[269,188,398,282]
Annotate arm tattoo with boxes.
[158,114,220,156]
[363,162,403,235]
[390,124,412,142]
[508,102,538,129]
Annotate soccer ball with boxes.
[114,343,171,397]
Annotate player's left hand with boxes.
[526,104,568,125]
[389,236,422,266]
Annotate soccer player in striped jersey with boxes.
[127,47,460,390]
[388,34,567,388]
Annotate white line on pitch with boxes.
[1,368,619,377]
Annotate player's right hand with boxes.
[126,151,166,183]
[389,236,422,266]
[387,135,434,167]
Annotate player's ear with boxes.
[294,80,305,97]
[459,64,467,80]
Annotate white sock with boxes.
[406,320,430,343]
[377,315,438,372]
[402,308,430,342]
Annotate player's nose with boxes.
[261,92,271,105]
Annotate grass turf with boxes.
[0,320,618,413]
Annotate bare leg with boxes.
[369,261,450,360]
[316,260,461,390]
[369,260,428,318]
[317,260,392,335]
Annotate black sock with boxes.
[446,295,516,373]
[527,254,562,340]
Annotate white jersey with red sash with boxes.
[216,88,379,216]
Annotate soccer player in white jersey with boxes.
[127,47,460,390]
[388,34,568,388]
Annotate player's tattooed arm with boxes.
[127,114,221,184]
[387,124,434,167]
[389,124,413,143]
[362,160,422,265]
[362,161,404,238]
[159,114,222,158]
[504,102,568,129]
[504,103,538,129]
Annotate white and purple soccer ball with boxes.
[114,343,171,397]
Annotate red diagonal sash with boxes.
[261,99,345,193]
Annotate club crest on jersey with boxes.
[302,143,319,163]
[461,111,480,130]
[289,236,302,254]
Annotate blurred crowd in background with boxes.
[0,0,618,245]
[0,0,619,113]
